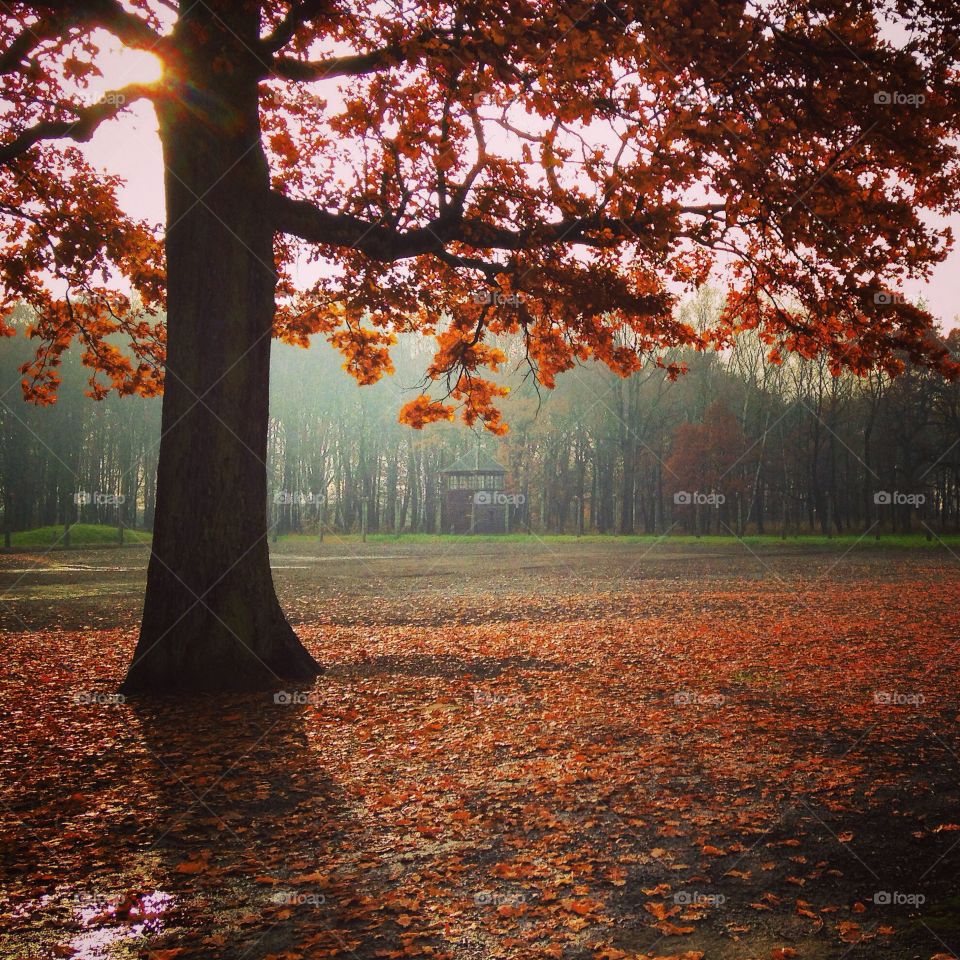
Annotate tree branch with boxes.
[0,15,67,75]
[271,46,403,81]
[0,83,155,166]
[261,0,331,53]
[269,191,726,262]
[268,26,457,82]
[269,192,458,259]
[1,3,164,82]
[23,0,163,50]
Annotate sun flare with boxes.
[127,50,164,86]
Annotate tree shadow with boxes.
[115,695,365,958]
[328,652,567,680]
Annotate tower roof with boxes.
[440,448,506,474]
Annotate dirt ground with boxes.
[2,538,960,960]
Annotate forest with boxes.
[3,288,958,543]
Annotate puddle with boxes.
[69,890,174,958]
[3,889,176,960]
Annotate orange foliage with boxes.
[2,1,960,425]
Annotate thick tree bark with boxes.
[121,4,320,694]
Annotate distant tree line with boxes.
[3,291,960,543]
[0,320,161,544]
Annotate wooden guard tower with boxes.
[439,449,508,534]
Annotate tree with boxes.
[666,400,748,534]
[1,1,958,693]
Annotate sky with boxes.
[78,39,960,330]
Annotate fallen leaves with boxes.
[644,901,679,921]
[837,920,862,943]
[3,562,960,957]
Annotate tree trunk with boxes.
[618,376,638,534]
[121,5,320,694]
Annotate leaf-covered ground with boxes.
[2,540,960,960]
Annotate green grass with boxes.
[3,523,152,550]
[7,523,959,552]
